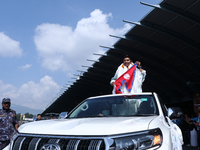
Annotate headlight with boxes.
[110,128,162,150]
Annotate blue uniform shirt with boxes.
[0,108,18,141]
[191,113,200,130]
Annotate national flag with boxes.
[115,63,137,94]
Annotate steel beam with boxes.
[123,20,200,53]
[140,1,200,26]
[109,34,200,76]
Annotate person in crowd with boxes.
[99,101,110,116]
[172,113,192,147]
[0,98,18,149]
[110,55,146,94]
[186,113,198,148]
[181,113,192,147]
[187,104,200,149]
[183,114,191,147]
[35,114,42,121]
[49,115,53,119]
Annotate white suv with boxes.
[8,92,183,150]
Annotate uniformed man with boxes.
[0,98,18,149]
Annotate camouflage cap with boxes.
[2,98,11,103]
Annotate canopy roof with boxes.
[42,0,200,115]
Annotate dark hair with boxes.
[37,114,41,116]
[123,55,132,61]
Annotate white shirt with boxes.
[110,63,146,94]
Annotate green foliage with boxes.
[25,112,33,118]
[16,113,21,121]
[16,112,34,121]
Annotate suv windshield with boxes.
[68,95,159,118]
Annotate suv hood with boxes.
[19,116,157,136]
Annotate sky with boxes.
[0,0,161,112]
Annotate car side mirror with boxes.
[168,107,183,119]
[59,112,68,119]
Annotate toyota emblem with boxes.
[40,143,61,150]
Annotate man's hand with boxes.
[135,61,143,72]
[195,122,199,127]
[15,123,18,130]
[99,113,103,116]
[135,61,141,67]
[111,82,115,86]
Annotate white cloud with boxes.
[0,76,60,110]
[18,64,32,70]
[0,32,23,57]
[34,9,131,73]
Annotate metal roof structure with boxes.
[41,0,200,115]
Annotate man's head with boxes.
[123,55,132,67]
[195,104,200,112]
[37,114,42,119]
[135,61,141,66]
[2,98,11,110]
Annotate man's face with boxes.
[197,106,200,112]
[37,115,41,119]
[123,57,131,67]
[2,102,11,110]
[135,61,141,66]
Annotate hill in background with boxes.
[11,103,42,115]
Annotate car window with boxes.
[68,95,159,118]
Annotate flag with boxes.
[23,115,25,120]
[115,63,137,94]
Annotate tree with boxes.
[16,113,21,121]
[24,112,33,118]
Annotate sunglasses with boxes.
[3,102,10,105]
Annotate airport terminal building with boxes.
[42,0,200,116]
